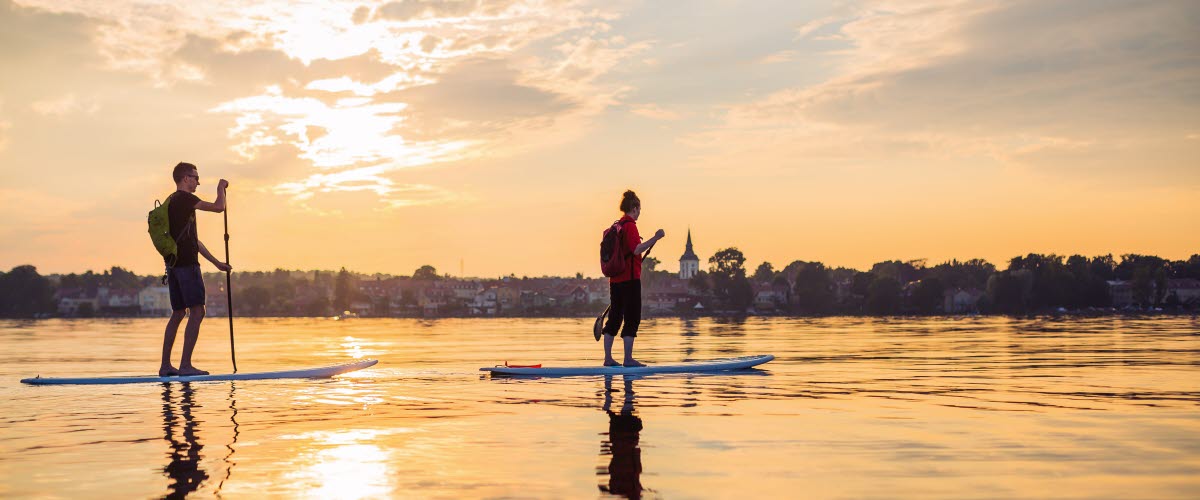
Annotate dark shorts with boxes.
[168,265,206,311]
[603,279,641,338]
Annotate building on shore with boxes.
[138,285,171,316]
[679,229,700,280]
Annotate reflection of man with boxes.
[599,375,645,499]
[162,382,209,498]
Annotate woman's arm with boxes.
[635,229,665,255]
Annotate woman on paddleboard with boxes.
[602,190,665,367]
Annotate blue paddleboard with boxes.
[480,354,773,376]
[21,359,378,385]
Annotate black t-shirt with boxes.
[167,190,200,266]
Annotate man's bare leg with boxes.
[160,309,187,376]
[178,305,209,376]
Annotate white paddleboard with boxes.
[480,354,773,376]
[21,359,378,386]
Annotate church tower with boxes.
[679,229,699,279]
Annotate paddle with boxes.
[224,194,237,373]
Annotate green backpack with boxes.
[147,193,191,265]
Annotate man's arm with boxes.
[198,240,232,272]
[195,179,229,213]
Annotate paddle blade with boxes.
[593,305,609,341]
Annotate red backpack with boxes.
[600,219,632,278]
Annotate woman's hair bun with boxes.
[620,190,640,212]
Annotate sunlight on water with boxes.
[1,316,1198,498]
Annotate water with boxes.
[1,316,1198,499]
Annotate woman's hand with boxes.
[654,229,665,240]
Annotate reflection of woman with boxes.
[161,382,208,498]
[599,376,645,499]
[603,190,665,367]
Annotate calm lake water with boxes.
[1,316,1198,499]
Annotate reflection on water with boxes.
[283,429,394,499]
[2,316,1199,499]
[598,376,648,499]
[217,383,239,496]
[160,383,208,498]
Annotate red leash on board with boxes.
[503,361,542,368]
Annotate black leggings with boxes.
[603,280,641,338]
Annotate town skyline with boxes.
[6,249,1197,320]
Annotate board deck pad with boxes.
[21,359,378,386]
[480,354,773,376]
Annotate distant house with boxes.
[548,284,588,305]
[443,280,483,301]
[752,282,789,311]
[1105,279,1198,308]
[57,288,97,316]
[1107,280,1134,308]
[1167,278,1200,305]
[521,290,552,310]
[943,288,984,314]
[473,287,500,315]
[139,285,171,316]
[645,278,691,314]
[206,285,229,316]
[495,286,521,313]
[419,286,452,316]
[586,281,609,304]
[100,288,140,314]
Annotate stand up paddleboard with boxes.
[21,359,378,386]
[480,355,773,376]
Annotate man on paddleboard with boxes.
[159,162,231,377]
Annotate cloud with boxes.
[794,15,838,39]
[375,0,488,21]
[758,50,798,65]
[690,0,1200,184]
[29,93,99,116]
[391,57,573,137]
[352,5,371,24]
[4,0,649,211]
[629,103,681,121]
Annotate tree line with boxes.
[643,251,1200,315]
[1,252,1197,318]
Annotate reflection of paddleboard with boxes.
[21,359,378,386]
[480,355,773,376]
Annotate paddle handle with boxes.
[224,201,237,374]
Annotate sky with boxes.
[0,0,1197,278]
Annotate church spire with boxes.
[679,227,699,279]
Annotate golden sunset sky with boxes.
[0,0,1197,278]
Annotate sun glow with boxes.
[291,443,391,499]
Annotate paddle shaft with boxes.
[224,202,237,373]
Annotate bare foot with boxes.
[178,366,209,376]
[603,358,621,367]
[159,365,179,377]
[623,359,646,368]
